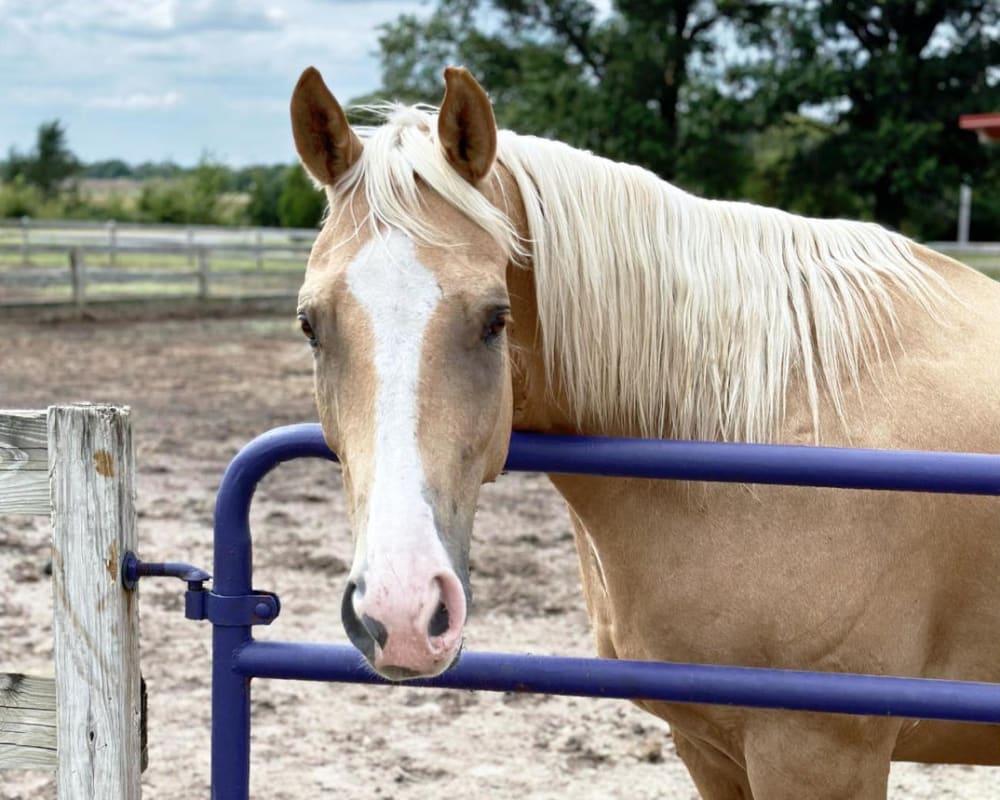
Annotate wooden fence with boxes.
[0,218,316,309]
[1,219,998,311]
[0,405,142,799]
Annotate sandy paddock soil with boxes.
[1,313,996,799]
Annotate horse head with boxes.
[291,66,518,679]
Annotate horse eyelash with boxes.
[482,308,510,344]
[297,313,319,349]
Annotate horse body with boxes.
[509,207,1000,795]
[290,65,1000,797]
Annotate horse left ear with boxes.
[438,66,497,184]
[290,66,363,187]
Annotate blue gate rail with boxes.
[208,423,1000,800]
[235,641,1000,723]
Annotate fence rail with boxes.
[2,218,998,311]
[0,240,311,308]
[0,218,317,309]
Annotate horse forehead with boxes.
[346,230,442,322]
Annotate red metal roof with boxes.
[960,113,1000,143]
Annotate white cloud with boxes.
[87,90,182,110]
[0,0,437,164]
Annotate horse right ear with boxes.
[290,67,363,187]
[438,66,497,184]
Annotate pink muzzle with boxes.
[344,561,467,678]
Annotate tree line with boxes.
[370,0,1000,240]
[0,121,325,228]
[3,0,999,238]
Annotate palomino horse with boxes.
[290,65,1000,798]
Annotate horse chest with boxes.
[551,473,962,676]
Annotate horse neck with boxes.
[492,164,579,435]
[491,142,944,444]
[505,262,570,433]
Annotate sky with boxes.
[1,0,432,167]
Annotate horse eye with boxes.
[297,314,318,348]
[482,309,509,343]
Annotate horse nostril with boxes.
[428,601,450,637]
[361,614,388,648]
[341,581,378,662]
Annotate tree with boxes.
[278,165,326,228]
[136,158,233,224]
[244,165,286,227]
[371,0,768,184]
[82,159,134,179]
[5,121,81,198]
[742,0,1000,235]
[372,0,1000,238]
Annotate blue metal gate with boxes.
[202,424,1000,799]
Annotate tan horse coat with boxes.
[292,66,1000,798]
[511,240,1000,797]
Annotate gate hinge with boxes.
[122,551,280,626]
[184,588,281,626]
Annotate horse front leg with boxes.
[671,729,753,799]
[743,711,901,799]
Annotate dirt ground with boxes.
[1,313,996,799]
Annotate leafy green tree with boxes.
[244,165,286,227]
[0,175,40,217]
[742,0,1000,235]
[371,0,768,184]
[135,158,233,224]
[278,164,325,228]
[137,180,190,223]
[2,120,80,198]
[1,148,31,185]
[82,159,134,179]
[372,0,1000,238]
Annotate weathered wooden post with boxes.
[255,229,263,270]
[48,404,142,800]
[0,406,143,797]
[107,219,118,267]
[198,247,211,299]
[20,216,31,265]
[187,226,196,268]
[69,248,86,308]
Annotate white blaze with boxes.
[345,229,448,574]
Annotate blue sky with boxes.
[1,0,431,167]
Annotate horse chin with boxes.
[365,641,464,683]
[369,641,464,682]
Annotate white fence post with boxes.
[48,404,142,800]
[957,184,972,245]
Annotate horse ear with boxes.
[290,66,363,187]
[438,66,497,184]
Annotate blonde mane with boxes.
[334,103,939,443]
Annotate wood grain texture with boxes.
[0,673,56,770]
[49,405,142,800]
[0,410,49,515]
